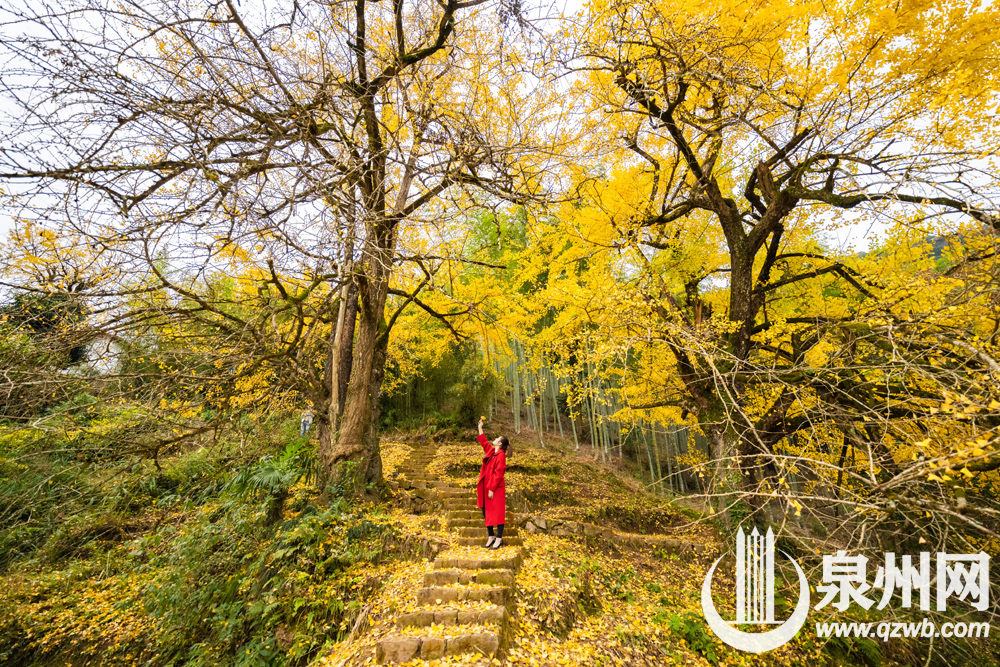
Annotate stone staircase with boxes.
[377,443,525,664]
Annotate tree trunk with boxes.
[707,421,738,530]
[653,424,666,493]
[337,280,360,416]
[320,230,395,490]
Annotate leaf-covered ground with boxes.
[4,432,995,667]
[321,434,801,667]
[321,433,1000,667]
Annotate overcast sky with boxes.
[0,0,887,255]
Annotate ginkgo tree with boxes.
[0,0,562,486]
[519,0,1000,538]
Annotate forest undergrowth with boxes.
[5,406,997,667]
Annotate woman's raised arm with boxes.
[477,418,492,453]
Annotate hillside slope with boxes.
[318,430,733,666]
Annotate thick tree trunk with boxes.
[313,292,345,480]
[707,423,736,531]
[319,231,395,490]
[728,243,756,362]
[727,245,775,524]
[337,280,359,416]
[362,315,389,486]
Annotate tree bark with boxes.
[320,223,396,489]
[337,280,360,416]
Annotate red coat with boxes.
[476,433,506,526]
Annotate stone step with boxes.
[456,526,520,538]
[434,549,526,572]
[455,536,524,547]
[377,631,500,663]
[423,568,515,588]
[451,517,521,528]
[395,605,508,629]
[442,500,478,510]
[416,585,511,606]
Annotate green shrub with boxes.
[822,635,884,666]
[657,611,720,665]
[1,492,403,667]
[42,511,126,563]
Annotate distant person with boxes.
[300,409,313,437]
[476,417,509,549]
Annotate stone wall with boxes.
[519,515,613,540]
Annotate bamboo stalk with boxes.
[534,368,544,446]
[552,371,564,438]
[520,343,541,442]
[517,353,522,434]
[653,423,667,493]
[611,392,625,459]
[568,372,579,449]
[602,383,612,461]
[510,343,520,434]
[664,427,687,493]
[642,421,656,489]
[596,375,609,462]
[538,369,547,435]
[587,363,601,460]
[520,343,531,431]
[536,368,545,442]
[679,427,695,493]
[584,366,598,458]
[523,351,535,432]
[494,344,500,419]
[604,382,612,457]
[510,358,515,429]
[663,424,678,493]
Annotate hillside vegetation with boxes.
[4,408,1000,666]
[2,0,1000,663]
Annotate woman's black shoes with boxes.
[484,536,496,549]
[489,537,503,549]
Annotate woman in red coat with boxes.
[476,418,509,549]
